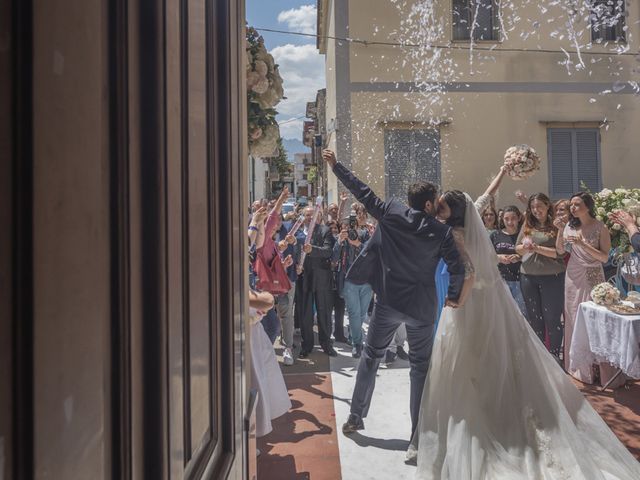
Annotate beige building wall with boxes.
[320,0,640,205]
[324,0,339,202]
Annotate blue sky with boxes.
[246,1,326,140]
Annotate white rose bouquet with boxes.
[246,27,285,157]
[590,282,621,306]
[503,145,541,180]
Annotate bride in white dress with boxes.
[409,192,640,480]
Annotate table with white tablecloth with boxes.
[570,301,640,386]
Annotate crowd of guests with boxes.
[249,186,379,363]
[246,185,383,440]
[474,171,638,386]
[247,170,640,440]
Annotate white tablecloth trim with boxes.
[569,302,640,379]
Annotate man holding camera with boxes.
[332,211,373,358]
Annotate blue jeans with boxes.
[435,259,449,329]
[506,280,527,317]
[260,307,281,345]
[342,281,373,346]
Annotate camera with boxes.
[348,213,359,241]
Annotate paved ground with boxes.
[258,320,640,480]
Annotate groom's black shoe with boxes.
[396,345,409,361]
[385,349,397,364]
[342,413,364,434]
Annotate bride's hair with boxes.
[441,190,467,228]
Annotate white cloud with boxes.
[271,43,325,139]
[277,4,317,35]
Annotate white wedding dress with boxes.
[411,194,640,480]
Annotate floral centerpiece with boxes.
[503,145,541,180]
[590,282,621,306]
[246,26,285,157]
[592,187,640,255]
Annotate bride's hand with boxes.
[445,298,461,309]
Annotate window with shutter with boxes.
[548,128,601,199]
[591,0,626,43]
[384,129,441,201]
[452,0,499,41]
[575,130,601,192]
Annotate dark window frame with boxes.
[384,127,441,201]
[590,0,626,44]
[452,0,501,42]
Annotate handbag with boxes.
[619,252,640,286]
[254,249,292,295]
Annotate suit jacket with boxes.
[332,162,465,323]
[301,223,335,292]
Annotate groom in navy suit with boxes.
[322,150,465,440]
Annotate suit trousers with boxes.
[298,274,334,353]
[350,302,435,438]
[333,290,346,339]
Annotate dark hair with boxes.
[499,205,522,230]
[523,193,556,235]
[408,181,439,211]
[481,205,499,230]
[568,192,597,228]
[441,190,467,228]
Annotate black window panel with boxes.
[591,0,626,43]
[453,0,499,41]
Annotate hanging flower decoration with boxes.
[246,26,285,157]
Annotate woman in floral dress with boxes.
[556,192,611,381]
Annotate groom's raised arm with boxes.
[322,149,388,221]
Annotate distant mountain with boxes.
[281,138,309,162]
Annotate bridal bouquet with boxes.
[246,26,285,157]
[590,282,621,306]
[503,145,541,180]
[592,187,640,255]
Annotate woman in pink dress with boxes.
[555,192,611,381]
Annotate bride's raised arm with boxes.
[474,165,507,213]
